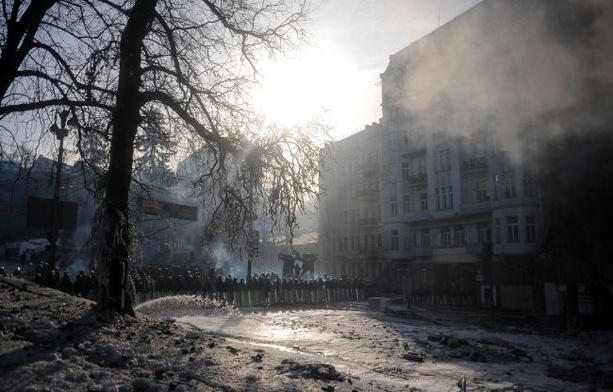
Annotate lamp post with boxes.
[48,110,76,271]
[483,229,495,317]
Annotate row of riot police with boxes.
[133,263,364,307]
[3,259,98,299]
[205,275,365,306]
[3,259,365,307]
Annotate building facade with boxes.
[320,0,612,310]
[318,123,384,283]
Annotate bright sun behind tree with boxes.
[252,45,358,132]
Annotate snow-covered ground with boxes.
[2,275,612,392]
[140,297,613,392]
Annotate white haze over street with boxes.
[252,0,481,140]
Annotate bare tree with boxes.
[96,0,328,314]
[2,0,328,314]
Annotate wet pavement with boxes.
[139,297,613,391]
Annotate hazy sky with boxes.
[253,0,480,140]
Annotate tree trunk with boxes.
[0,0,57,102]
[98,0,158,315]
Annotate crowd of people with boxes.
[1,261,98,299]
[134,262,365,307]
[2,260,365,307]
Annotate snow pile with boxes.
[0,276,381,391]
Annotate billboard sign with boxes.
[26,197,78,231]
[139,198,198,221]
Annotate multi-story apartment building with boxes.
[318,123,384,282]
[320,0,611,310]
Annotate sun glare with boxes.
[253,46,357,133]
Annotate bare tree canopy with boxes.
[1,0,330,314]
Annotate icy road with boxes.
[139,298,613,391]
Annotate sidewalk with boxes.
[385,302,568,334]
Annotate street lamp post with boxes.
[483,229,495,317]
[48,110,76,271]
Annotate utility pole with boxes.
[247,229,259,280]
[48,110,76,271]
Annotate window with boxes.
[401,162,410,181]
[476,181,488,202]
[434,148,451,173]
[390,196,398,217]
[494,217,502,243]
[526,215,537,242]
[388,164,397,182]
[454,226,465,245]
[504,179,516,198]
[418,159,426,175]
[445,148,451,170]
[441,227,452,247]
[434,152,439,173]
[506,215,519,243]
[492,174,499,200]
[436,186,444,210]
[474,141,485,158]
[524,171,536,197]
[436,173,453,210]
[420,229,430,247]
[420,193,428,211]
[402,195,411,214]
[391,230,399,250]
[478,225,491,243]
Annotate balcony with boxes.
[358,218,379,227]
[399,143,426,157]
[358,160,379,174]
[359,189,380,199]
[465,243,484,255]
[406,173,427,185]
[462,157,488,173]
[358,247,381,256]
[408,246,432,257]
[458,202,491,215]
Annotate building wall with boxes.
[318,123,383,281]
[377,0,560,302]
[320,0,612,308]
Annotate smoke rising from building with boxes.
[385,0,613,154]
